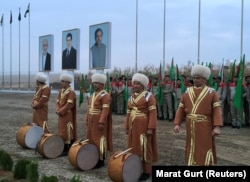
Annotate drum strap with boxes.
[128,92,148,126]
[88,90,104,117]
[204,149,214,166]
[66,122,73,144]
[42,121,49,132]
[100,135,107,160]
[140,134,151,163]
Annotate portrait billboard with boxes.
[89,22,111,70]
[62,28,80,70]
[39,34,54,72]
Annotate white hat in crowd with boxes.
[191,65,211,80]
[92,73,107,85]
[132,73,149,88]
[35,72,47,83]
[59,73,73,83]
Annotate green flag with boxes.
[124,75,129,112]
[157,79,163,106]
[169,58,175,81]
[207,62,214,87]
[79,74,86,107]
[226,59,236,83]
[176,64,186,93]
[158,63,163,105]
[89,83,94,96]
[105,72,110,93]
[233,55,245,110]
[159,62,163,81]
[218,60,224,83]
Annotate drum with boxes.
[37,133,64,159]
[68,139,99,171]
[16,124,44,149]
[108,148,142,182]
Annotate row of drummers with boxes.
[15,72,148,182]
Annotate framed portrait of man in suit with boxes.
[62,28,80,70]
[39,35,54,72]
[89,22,111,70]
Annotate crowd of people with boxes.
[107,69,250,129]
[29,63,249,181]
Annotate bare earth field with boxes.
[0,91,250,181]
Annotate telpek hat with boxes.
[92,73,107,85]
[191,65,211,80]
[59,73,73,83]
[132,73,149,88]
[35,72,47,83]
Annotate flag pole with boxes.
[10,11,12,89]
[240,0,244,60]
[221,58,224,83]
[1,14,4,89]
[28,4,30,91]
[18,7,21,90]
[197,0,201,64]
[135,0,138,72]
[163,0,166,77]
[24,3,30,91]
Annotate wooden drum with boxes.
[16,124,44,149]
[108,148,142,182]
[68,139,99,171]
[37,133,64,159]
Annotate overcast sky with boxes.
[0,0,249,76]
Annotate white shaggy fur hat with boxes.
[92,73,107,85]
[132,73,149,88]
[35,72,47,83]
[59,73,73,83]
[191,65,211,80]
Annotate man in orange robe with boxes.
[124,73,158,181]
[86,73,113,168]
[31,72,51,133]
[56,73,77,156]
[173,65,223,166]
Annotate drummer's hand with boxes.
[212,126,221,136]
[98,123,104,129]
[147,129,153,135]
[173,125,180,133]
[31,102,36,108]
[32,101,37,108]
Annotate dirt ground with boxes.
[0,91,250,182]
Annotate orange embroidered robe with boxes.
[124,90,158,173]
[86,90,113,160]
[174,86,223,166]
[32,85,51,131]
[56,87,77,144]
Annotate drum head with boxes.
[122,154,142,182]
[77,143,99,171]
[25,126,44,149]
[43,135,64,159]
